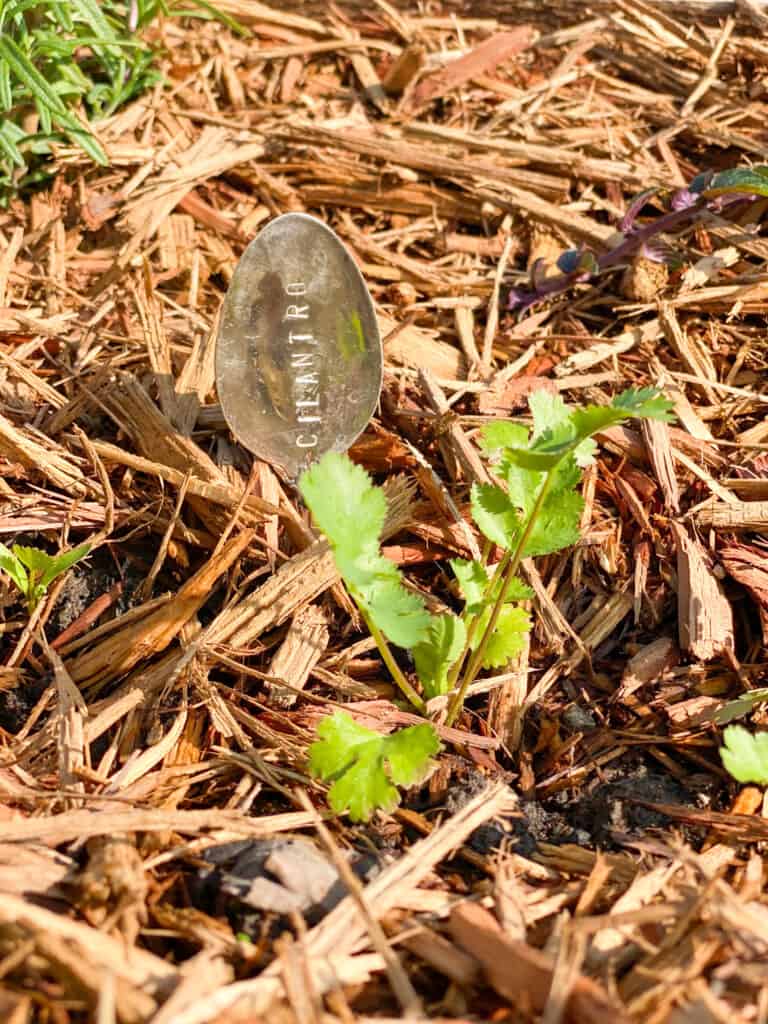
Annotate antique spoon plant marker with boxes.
[216,213,383,479]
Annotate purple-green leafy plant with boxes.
[509,166,768,311]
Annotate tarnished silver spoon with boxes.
[216,213,383,479]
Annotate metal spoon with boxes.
[215,213,383,480]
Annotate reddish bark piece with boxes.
[720,543,768,609]
[449,902,631,1024]
[52,582,123,650]
[406,28,537,113]
[617,636,679,700]
[477,375,557,416]
[720,543,768,642]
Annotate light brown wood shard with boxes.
[0,989,30,1024]
[642,417,680,513]
[670,522,733,660]
[67,529,253,686]
[695,500,768,532]
[449,901,631,1024]
[266,603,330,708]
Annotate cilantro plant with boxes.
[0,541,91,613]
[309,710,440,822]
[720,726,768,786]
[299,388,674,820]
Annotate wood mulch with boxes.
[1,1,767,1021]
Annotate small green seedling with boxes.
[309,710,440,822]
[299,387,674,820]
[720,725,768,786]
[0,541,91,613]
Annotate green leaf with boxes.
[364,574,431,648]
[473,605,531,669]
[66,127,108,167]
[479,421,528,454]
[502,576,535,602]
[8,542,90,609]
[501,388,675,472]
[0,36,68,116]
[451,558,489,614]
[714,688,768,725]
[529,389,569,438]
[497,458,543,516]
[39,542,91,588]
[700,166,768,199]
[471,483,522,550]
[530,390,596,468]
[451,558,532,613]
[608,387,676,423]
[309,711,440,822]
[299,452,430,648]
[12,544,53,575]
[0,542,28,594]
[523,488,584,558]
[413,614,467,698]
[720,725,768,785]
[299,452,386,566]
[0,61,12,110]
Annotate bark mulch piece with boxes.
[1,1,767,1022]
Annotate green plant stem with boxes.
[445,548,512,696]
[360,605,426,714]
[445,467,557,726]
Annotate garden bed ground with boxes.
[1,1,768,1022]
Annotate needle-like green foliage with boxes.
[720,725,768,786]
[0,0,241,202]
[309,710,440,822]
[0,541,91,613]
[300,386,674,821]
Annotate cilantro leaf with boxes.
[529,389,569,439]
[309,711,440,821]
[451,558,532,613]
[383,719,443,786]
[0,542,28,595]
[479,421,528,454]
[473,605,531,669]
[299,453,386,565]
[300,452,430,648]
[720,725,768,785]
[498,457,543,516]
[451,558,489,614]
[523,488,584,557]
[471,483,522,550]
[611,387,676,422]
[503,576,535,602]
[413,614,467,697]
[499,388,674,472]
[530,390,596,467]
[365,574,432,648]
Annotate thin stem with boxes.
[444,548,511,696]
[445,467,556,726]
[360,606,426,714]
[511,199,710,311]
